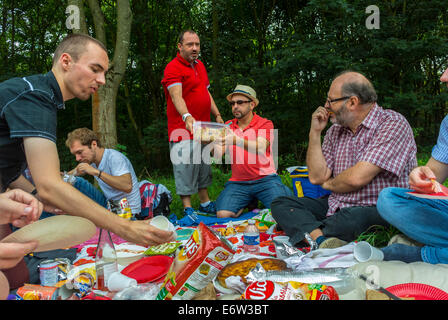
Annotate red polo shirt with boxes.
[226,113,277,181]
[162,53,211,142]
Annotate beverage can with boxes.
[107,198,132,219]
[39,259,60,287]
[39,258,72,287]
[119,198,133,219]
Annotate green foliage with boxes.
[355,225,400,248]
[1,0,448,174]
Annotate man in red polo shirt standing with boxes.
[161,30,223,217]
[212,85,293,218]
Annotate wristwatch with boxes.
[182,113,192,122]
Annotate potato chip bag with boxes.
[242,280,339,300]
[156,222,234,300]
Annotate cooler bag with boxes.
[287,166,331,199]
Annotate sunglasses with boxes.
[229,100,252,106]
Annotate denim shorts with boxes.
[215,174,293,213]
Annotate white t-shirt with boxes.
[91,149,140,214]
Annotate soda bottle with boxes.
[94,229,118,291]
[243,219,260,254]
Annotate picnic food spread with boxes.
[9,208,448,301]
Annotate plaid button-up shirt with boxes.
[322,104,417,216]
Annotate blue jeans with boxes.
[377,187,448,264]
[216,174,293,214]
[40,177,107,219]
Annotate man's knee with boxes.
[377,187,403,220]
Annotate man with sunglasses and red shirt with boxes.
[213,85,293,218]
[271,71,417,249]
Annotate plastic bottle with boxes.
[243,219,260,254]
[94,229,118,291]
[62,171,76,185]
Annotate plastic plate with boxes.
[386,283,448,300]
[121,255,173,284]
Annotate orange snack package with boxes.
[156,222,234,300]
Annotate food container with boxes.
[193,121,229,143]
[16,284,59,300]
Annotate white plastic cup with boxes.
[354,241,384,262]
[150,215,177,240]
[107,272,137,292]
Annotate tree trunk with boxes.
[85,0,132,148]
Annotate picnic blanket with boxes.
[168,210,259,227]
[14,208,448,301]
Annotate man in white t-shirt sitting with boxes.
[65,128,141,218]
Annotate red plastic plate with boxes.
[121,255,173,284]
[386,283,448,300]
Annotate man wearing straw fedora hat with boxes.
[212,85,293,218]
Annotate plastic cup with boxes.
[354,241,384,262]
[150,215,177,240]
[107,272,137,292]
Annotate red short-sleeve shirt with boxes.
[226,113,277,181]
[162,53,211,142]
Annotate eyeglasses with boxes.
[229,100,252,106]
[326,96,351,107]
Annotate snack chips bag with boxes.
[242,280,339,300]
[156,222,235,300]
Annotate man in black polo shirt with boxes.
[0,34,174,258]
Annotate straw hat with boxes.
[226,84,259,106]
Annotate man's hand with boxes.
[74,163,99,177]
[0,189,43,228]
[310,106,330,134]
[409,166,437,194]
[215,115,224,124]
[185,115,196,133]
[0,241,38,269]
[119,220,176,247]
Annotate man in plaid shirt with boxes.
[271,71,417,249]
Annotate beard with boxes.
[330,102,353,127]
[233,108,250,119]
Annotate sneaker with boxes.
[318,237,347,249]
[198,201,217,216]
[184,207,199,224]
[387,234,423,247]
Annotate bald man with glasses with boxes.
[271,71,417,250]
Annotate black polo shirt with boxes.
[0,71,64,191]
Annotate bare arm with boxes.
[213,132,270,159]
[22,137,175,246]
[321,161,383,193]
[307,106,332,184]
[168,85,195,132]
[209,90,223,123]
[75,163,132,193]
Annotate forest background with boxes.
[1,0,448,224]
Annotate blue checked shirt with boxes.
[432,115,448,164]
